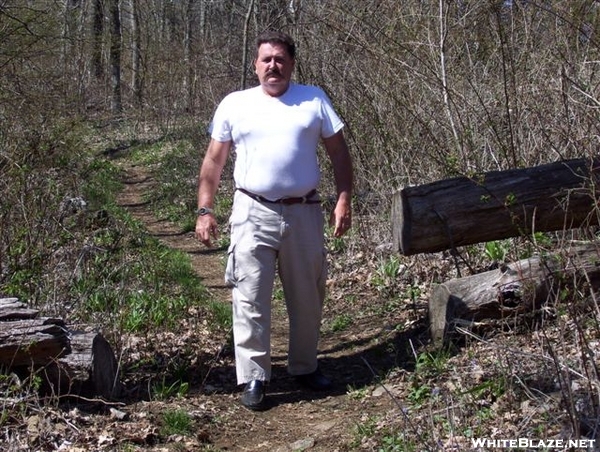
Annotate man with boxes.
[195,30,353,411]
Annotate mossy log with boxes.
[0,298,120,399]
[429,244,600,343]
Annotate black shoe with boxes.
[295,368,333,391]
[240,380,266,411]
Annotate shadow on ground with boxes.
[198,317,430,410]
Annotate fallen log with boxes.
[0,298,70,366]
[429,244,600,342]
[0,298,39,320]
[392,158,600,255]
[0,298,121,399]
[45,331,121,399]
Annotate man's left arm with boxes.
[323,130,353,237]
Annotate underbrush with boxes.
[0,121,232,447]
[348,242,600,451]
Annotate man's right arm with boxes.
[195,138,232,247]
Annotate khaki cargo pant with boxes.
[225,190,327,384]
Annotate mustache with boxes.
[266,69,281,77]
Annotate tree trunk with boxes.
[91,0,104,79]
[240,0,255,90]
[392,158,600,256]
[109,0,122,115]
[183,0,194,112]
[130,0,142,107]
[429,244,600,342]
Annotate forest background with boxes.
[2,1,600,450]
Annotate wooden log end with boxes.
[392,189,414,255]
[48,331,121,400]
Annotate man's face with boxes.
[254,42,295,97]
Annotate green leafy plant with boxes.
[414,349,450,376]
[208,299,233,330]
[370,255,403,296]
[330,313,353,332]
[407,383,430,406]
[484,240,509,262]
[323,223,348,254]
[504,192,517,206]
[152,378,189,401]
[161,409,193,436]
[346,384,369,400]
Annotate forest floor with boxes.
[109,161,431,451]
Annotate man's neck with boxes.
[261,82,291,97]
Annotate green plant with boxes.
[484,240,509,262]
[504,192,517,206]
[330,313,353,332]
[152,378,189,401]
[380,432,418,452]
[532,231,553,248]
[353,415,418,452]
[353,415,378,444]
[378,255,402,279]
[466,376,506,401]
[407,383,430,406]
[273,286,285,301]
[208,299,233,330]
[82,158,123,209]
[215,235,231,249]
[327,234,347,254]
[414,349,450,377]
[161,409,193,436]
[404,284,422,301]
[138,140,200,229]
[346,384,369,400]
[370,255,403,296]
[121,292,190,332]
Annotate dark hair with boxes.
[255,30,296,59]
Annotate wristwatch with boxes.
[196,207,214,216]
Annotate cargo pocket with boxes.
[224,243,237,288]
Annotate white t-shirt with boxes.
[209,83,344,201]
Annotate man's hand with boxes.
[329,199,352,237]
[195,214,219,247]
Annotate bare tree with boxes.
[91,0,104,79]
[108,0,122,114]
[240,0,255,90]
[183,0,194,111]
[130,0,142,106]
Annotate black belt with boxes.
[237,188,320,205]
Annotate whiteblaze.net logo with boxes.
[470,438,596,449]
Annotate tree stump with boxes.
[0,298,121,399]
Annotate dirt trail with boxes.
[118,162,415,451]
